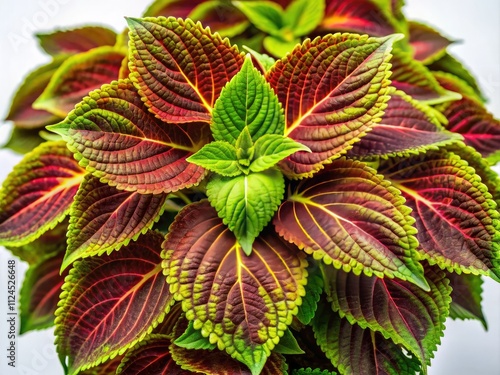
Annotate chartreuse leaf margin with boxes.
[1,4,500,375]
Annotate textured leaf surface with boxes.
[266,33,397,177]
[63,175,173,269]
[207,169,285,254]
[439,94,500,163]
[0,141,85,246]
[274,159,427,289]
[162,201,307,374]
[48,79,209,194]
[79,355,124,375]
[312,301,422,375]
[55,231,173,375]
[5,56,65,128]
[34,46,125,116]
[36,26,117,56]
[408,21,452,64]
[20,250,68,333]
[447,143,500,208]
[323,265,451,365]
[212,57,285,144]
[319,0,397,36]
[170,315,289,374]
[116,335,189,375]
[448,272,487,328]
[390,49,460,104]
[379,151,500,278]
[127,16,244,123]
[347,91,461,158]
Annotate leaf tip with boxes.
[409,272,431,292]
[125,17,144,31]
[239,238,254,256]
[46,121,70,137]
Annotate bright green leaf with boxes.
[233,1,284,35]
[207,169,285,254]
[296,262,324,325]
[251,134,310,173]
[243,46,276,73]
[274,328,304,355]
[212,56,285,144]
[174,320,216,350]
[235,127,255,169]
[284,0,325,36]
[187,141,241,177]
[263,35,300,57]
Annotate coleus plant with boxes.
[1,0,500,375]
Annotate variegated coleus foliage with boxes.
[1,1,500,375]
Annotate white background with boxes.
[0,1,499,374]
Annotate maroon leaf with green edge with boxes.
[446,143,500,208]
[312,301,422,375]
[145,0,249,38]
[36,26,117,56]
[432,71,482,103]
[274,158,428,290]
[6,221,67,265]
[127,17,244,123]
[47,79,209,194]
[318,0,397,37]
[153,303,183,336]
[20,249,68,334]
[428,53,485,102]
[188,1,249,38]
[448,272,487,329]
[390,48,460,104]
[162,200,307,375]
[55,231,174,375]
[169,315,289,375]
[0,141,85,247]
[63,174,176,269]
[408,21,453,64]
[436,93,500,163]
[347,90,461,158]
[34,46,126,117]
[143,0,203,17]
[116,335,190,375]
[266,33,398,178]
[323,264,451,366]
[379,151,500,279]
[79,355,124,375]
[4,56,65,128]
